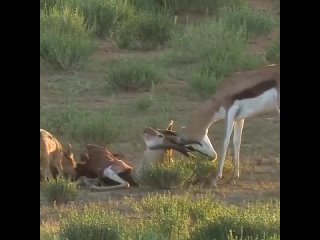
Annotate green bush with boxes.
[40,7,94,70]
[74,0,136,37]
[41,177,80,204]
[40,106,122,144]
[138,160,195,190]
[137,156,236,189]
[136,95,154,111]
[172,19,249,96]
[218,6,278,39]
[266,40,280,64]
[60,206,125,240]
[114,8,174,49]
[152,0,249,15]
[191,201,280,240]
[107,59,161,91]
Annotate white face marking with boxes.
[234,88,278,120]
[143,134,163,149]
[186,135,217,161]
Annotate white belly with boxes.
[234,88,278,120]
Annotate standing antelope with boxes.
[40,129,77,180]
[149,64,280,187]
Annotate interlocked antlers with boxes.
[145,120,202,158]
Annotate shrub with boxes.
[40,106,122,144]
[136,95,154,111]
[41,177,80,204]
[40,7,94,70]
[138,160,195,190]
[107,59,161,91]
[191,201,280,240]
[152,0,249,15]
[218,6,278,39]
[60,206,125,240]
[172,19,249,96]
[266,40,280,64]
[74,0,136,37]
[68,109,122,144]
[114,8,174,49]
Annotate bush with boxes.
[191,201,280,240]
[40,106,122,144]
[40,223,60,240]
[107,59,161,91]
[60,206,125,240]
[172,19,249,96]
[138,160,195,190]
[152,0,249,15]
[136,95,154,111]
[266,40,280,64]
[41,177,80,204]
[40,7,94,70]
[130,193,279,240]
[74,0,136,37]
[114,8,174,49]
[138,156,237,189]
[218,6,278,39]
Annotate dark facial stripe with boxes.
[232,79,277,101]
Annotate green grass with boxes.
[48,193,279,240]
[40,223,60,240]
[107,59,162,91]
[41,177,80,204]
[75,0,136,38]
[60,205,126,240]
[191,200,280,240]
[113,7,175,49]
[136,94,154,111]
[266,39,280,64]
[44,191,273,240]
[218,6,278,39]
[138,160,196,190]
[138,157,234,190]
[40,6,95,70]
[40,105,122,144]
[153,0,249,15]
[172,18,249,96]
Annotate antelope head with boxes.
[142,125,202,158]
[62,143,77,180]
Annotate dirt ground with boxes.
[40,0,280,221]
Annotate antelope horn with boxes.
[157,129,177,136]
[148,143,195,158]
[178,140,203,146]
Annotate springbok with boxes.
[135,121,198,175]
[148,64,280,187]
[75,121,198,191]
[40,129,77,181]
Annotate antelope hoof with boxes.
[227,175,239,185]
[211,177,222,189]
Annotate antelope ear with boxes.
[166,120,174,131]
[66,143,72,153]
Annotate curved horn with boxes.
[178,140,203,146]
[157,129,177,136]
[148,143,195,158]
